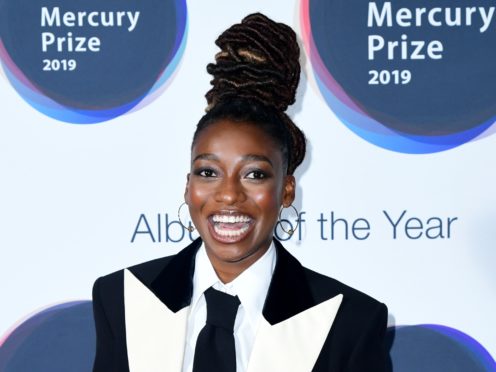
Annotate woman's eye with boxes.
[198,169,216,177]
[246,170,266,179]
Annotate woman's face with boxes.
[185,119,295,280]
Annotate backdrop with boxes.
[1,0,495,370]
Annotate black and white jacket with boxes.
[92,238,389,372]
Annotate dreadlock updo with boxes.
[192,13,306,175]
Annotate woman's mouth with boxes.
[208,213,254,242]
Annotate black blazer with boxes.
[92,238,388,371]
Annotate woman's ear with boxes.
[183,173,191,203]
[282,175,296,207]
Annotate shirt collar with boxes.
[190,241,277,328]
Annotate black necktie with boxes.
[192,287,241,372]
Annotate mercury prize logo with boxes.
[0,0,187,124]
[301,0,496,153]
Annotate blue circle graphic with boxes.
[0,301,95,372]
[302,0,496,153]
[388,324,496,371]
[0,0,187,123]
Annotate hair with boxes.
[191,13,306,175]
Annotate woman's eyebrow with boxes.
[192,153,219,162]
[242,154,273,166]
[192,153,273,166]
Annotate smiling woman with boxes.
[186,119,294,283]
[92,13,389,372]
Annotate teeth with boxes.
[212,214,251,223]
[211,214,252,238]
[213,224,250,237]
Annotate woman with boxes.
[92,13,388,372]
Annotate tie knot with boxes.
[204,287,240,331]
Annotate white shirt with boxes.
[182,242,276,372]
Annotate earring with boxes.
[278,204,300,236]
[178,202,195,232]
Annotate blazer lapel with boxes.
[124,238,202,372]
[247,240,343,372]
[125,269,189,372]
[247,295,342,372]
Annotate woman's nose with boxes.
[215,177,245,204]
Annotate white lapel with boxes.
[124,269,189,372]
[247,294,343,372]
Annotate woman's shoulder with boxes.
[93,239,202,311]
[94,254,176,292]
[274,239,385,314]
[299,268,389,371]
[303,266,385,310]
[302,265,387,337]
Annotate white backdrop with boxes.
[1,0,495,363]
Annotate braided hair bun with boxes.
[206,13,300,112]
[194,13,306,175]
